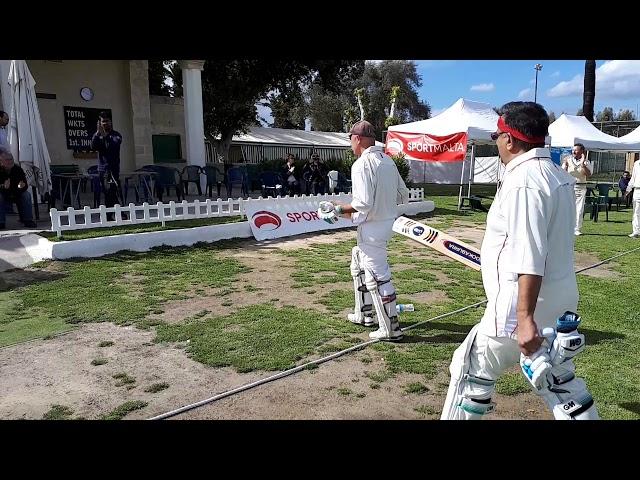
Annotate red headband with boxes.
[497,116,545,143]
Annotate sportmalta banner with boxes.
[244,194,355,241]
[385,131,469,184]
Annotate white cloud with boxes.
[547,74,583,97]
[551,71,560,78]
[518,88,532,100]
[529,78,536,85]
[597,60,640,98]
[470,83,495,92]
[547,60,640,99]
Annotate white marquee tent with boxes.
[617,124,640,148]
[548,114,640,151]
[387,98,500,185]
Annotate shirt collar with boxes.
[363,145,383,155]
[504,147,550,172]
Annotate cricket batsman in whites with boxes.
[441,102,599,420]
[318,120,409,341]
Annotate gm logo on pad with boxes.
[252,211,282,231]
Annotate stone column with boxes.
[128,60,153,170]
[179,60,206,192]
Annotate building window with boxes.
[152,134,183,163]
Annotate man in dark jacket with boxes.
[91,111,123,219]
[619,171,632,208]
[302,153,328,195]
[0,146,37,229]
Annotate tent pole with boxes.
[468,143,475,200]
[457,146,468,210]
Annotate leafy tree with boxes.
[202,60,363,162]
[616,109,636,121]
[148,60,172,96]
[307,84,348,132]
[596,107,614,122]
[391,152,411,184]
[269,88,307,130]
[352,60,431,140]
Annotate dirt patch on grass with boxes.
[574,251,617,278]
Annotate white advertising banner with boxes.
[244,194,355,241]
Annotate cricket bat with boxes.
[393,216,481,271]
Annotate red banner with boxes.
[385,131,468,162]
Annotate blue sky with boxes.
[257,60,640,127]
[416,60,640,118]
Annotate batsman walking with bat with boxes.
[441,101,599,420]
[318,120,409,341]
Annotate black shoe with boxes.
[23,220,37,228]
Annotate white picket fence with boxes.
[49,189,425,237]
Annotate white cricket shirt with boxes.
[479,148,580,338]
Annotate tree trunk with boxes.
[583,60,596,122]
[219,130,234,164]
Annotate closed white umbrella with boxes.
[6,60,52,196]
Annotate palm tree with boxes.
[582,60,596,121]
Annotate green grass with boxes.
[113,372,136,387]
[91,358,108,366]
[337,388,352,396]
[365,370,394,383]
[2,191,639,419]
[495,372,531,396]
[404,382,429,395]
[280,192,640,419]
[101,400,148,420]
[0,242,249,346]
[154,304,354,372]
[144,382,169,393]
[414,405,439,416]
[43,404,74,420]
[41,216,244,242]
[98,341,114,347]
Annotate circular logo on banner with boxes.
[412,226,424,236]
[386,139,404,155]
[252,211,282,230]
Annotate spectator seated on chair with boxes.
[619,171,632,208]
[0,146,36,229]
[282,153,300,195]
[302,153,328,195]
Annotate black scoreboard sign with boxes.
[63,106,112,151]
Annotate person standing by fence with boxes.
[626,158,640,238]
